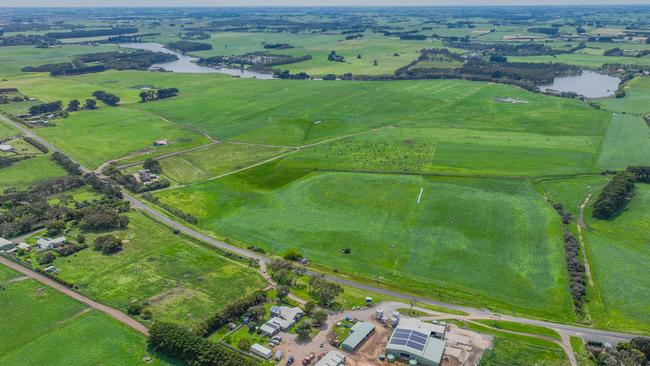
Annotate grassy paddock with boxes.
[0,267,175,365]
[155,167,574,321]
[51,211,266,327]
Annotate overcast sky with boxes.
[3,0,650,7]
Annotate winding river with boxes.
[119,42,274,79]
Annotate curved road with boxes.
[0,114,642,348]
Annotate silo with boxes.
[375,308,384,320]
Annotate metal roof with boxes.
[342,322,375,351]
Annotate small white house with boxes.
[250,343,272,359]
[36,236,66,251]
[0,144,14,152]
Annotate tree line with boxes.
[45,27,138,39]
[195,291,267,337]
[149,322,260,366]
[592,171,636,220]
[139,88,179,103]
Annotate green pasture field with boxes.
[0,154,68,193]
[443,320,568,366]
[509,53,650,68]
[0,119,19,138]
[51,211,266,327]
[475,319,562,341]
[479,332,569,366]
[157,142,291,184]
[286,125,602,177]
[190,31,431,76]
[597,114,650,170]
[36,107,210,169]
[0,266,174,366]
[536,175,609,218]
[0,44,119,78]
[598,77,650,115]
[1,70,609,171]
[91,73,608,146]
[155,167,574,321]
[584,184,650,334]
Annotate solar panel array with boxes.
[389,328,429,352]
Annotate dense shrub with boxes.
[628,166,650,183]
[166,40,212,53]
[149,322,260,366]
[45,27,138,39]
[80,206,129,231]
[93,234,123,254]
[592,171,636,219]
[92,90,120,106]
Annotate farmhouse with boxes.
[342,321,375,353]
[36,236,67,251]
[260,321,280,337]
[250,343,272,359]
[153,139,168,146]
[315,350,346,366]
[385,317,447,366]
[0,144,14,152]
[261,305,304,332]
[0,237,15,251]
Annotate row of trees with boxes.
[149,322,260,366]
[92,91,120,107]
[23,137,49,153]
[28,101,62,116]
[139,88,180,103]
[563,231,587,310]
[45,27,138,39]
[51,151,83,175]
[592,171,636,219]
[142,193,198,224]
[195,291,267,337]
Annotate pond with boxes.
[539,71,621,98]
[118,42,274,79]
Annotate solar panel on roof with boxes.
[412,330,428,338]
[407,340,425,351]
[394,329,411,336]
[390,338,408,345]
[411,335,428,344]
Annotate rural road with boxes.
[0,113,642,348]
[0,256,149,336]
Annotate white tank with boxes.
[391,311,400,319]
[375,308,384,320]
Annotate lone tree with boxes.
[93,234,123,254]
[84,99,97,110]
[143,158,162,174]
[295,320,312,340]
[66,99,80,112]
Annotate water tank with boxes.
[391,311,400,319]
[387,354,396,363]
[391,316,399,327]
[375,308,384,320]
[409,359,418,366]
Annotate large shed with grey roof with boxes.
[342,321,375,353]
[385,317,446,366]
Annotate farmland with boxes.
[44,211,267,327]
[0,6,649,363]
[155,169,575,320]
[0,265,174,366]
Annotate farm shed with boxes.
[342,321,375,353]
[250,343,272,359]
